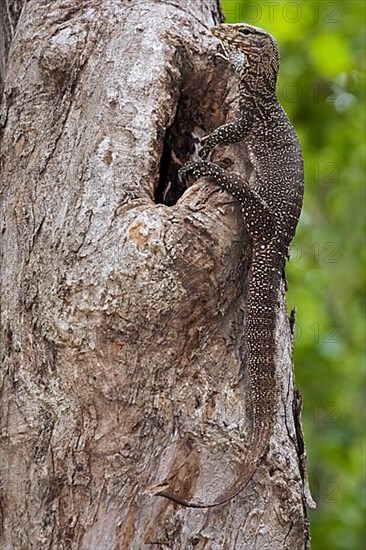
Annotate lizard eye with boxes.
[240,28,251,36]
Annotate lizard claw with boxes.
[178,160,208,186]
[178,161,198,185]
[177,167,185,184]
[198,136,212,160]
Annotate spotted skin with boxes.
[199,119,249,159]
[156,23,304,508]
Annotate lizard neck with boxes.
[239,82,278,112]
[239,61,278,109]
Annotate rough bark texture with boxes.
[0,1,311,548]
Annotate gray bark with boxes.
[0,0,311,548]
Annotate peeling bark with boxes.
[0,1,311,548]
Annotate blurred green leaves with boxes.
[220,1,365,549]
[310,33,352,77]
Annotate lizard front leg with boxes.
[179,160,277,243]
[199,118,248,159]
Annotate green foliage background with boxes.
[220,1,365,548]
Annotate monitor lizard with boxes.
[154,23,304,508]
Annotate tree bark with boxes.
[0,1,312,548]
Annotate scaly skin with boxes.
[155,23,304,508]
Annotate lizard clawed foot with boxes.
[198,136,213,160]
[178,159,209,186]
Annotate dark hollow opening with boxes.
[154,55,232,207]
[154,128,185,206]
[155,93,202,207]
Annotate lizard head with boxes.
[211,23,280,91]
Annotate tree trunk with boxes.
[0,1,312,548]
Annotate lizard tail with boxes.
[152,423,271,508]
[151,247,280,508]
